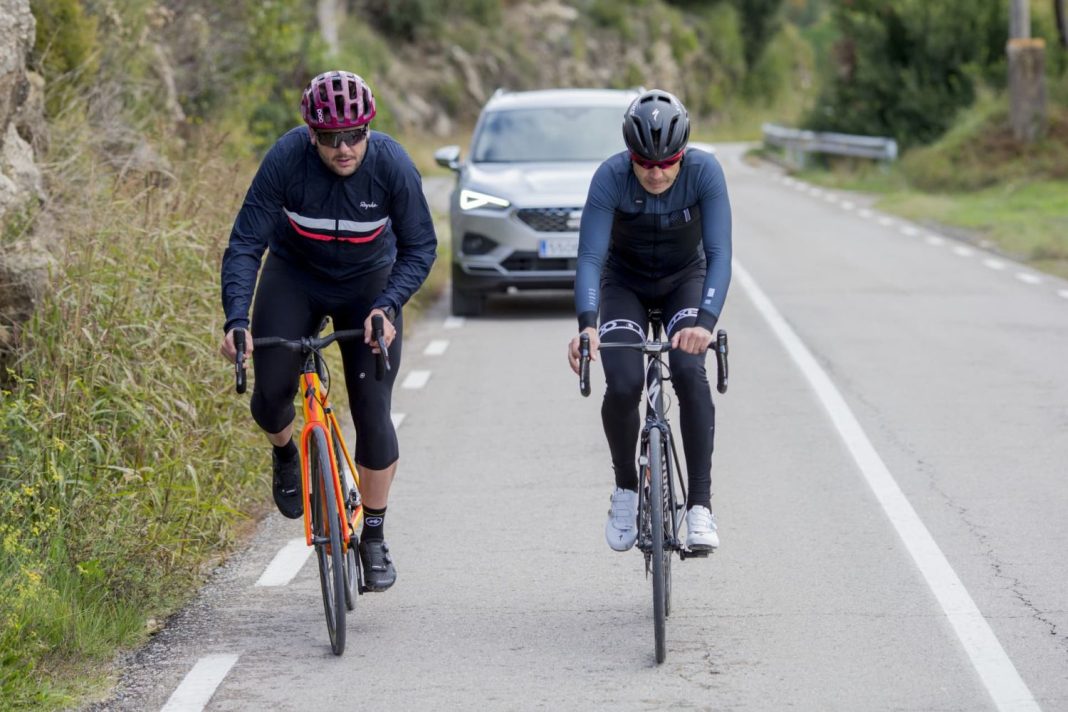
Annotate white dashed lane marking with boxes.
[160,654,240,712]
[925,234,946,246]
[859,208,874,219]
[402,370,431,389]
[391,412,407,428]
[254,539,311,587]
[953,246,974,257]
[443,316,465,329]
[1058,289,1068,300]
[423,340,449,356]
[1016,272,1043,285]
[984,258,1007,271]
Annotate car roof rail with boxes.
[491,87,508,99]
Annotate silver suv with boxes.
[435,88,641,316]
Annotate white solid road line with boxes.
[254,539,311,587]
[424,339,449,356]
[160,654,239,712]
[402,370,431,389]
[735,261,1041,712]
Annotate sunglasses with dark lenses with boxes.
[630,150,684,170]
[316,126,369,148]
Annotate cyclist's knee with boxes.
[603,377,642,407]
[251,393,296,435]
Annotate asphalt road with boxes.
[88,146,1068,711]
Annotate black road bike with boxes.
[579,310,728,664]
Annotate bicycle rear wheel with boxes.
[310,428,346,655]
[332,429,360,611]
[648,428,667,664]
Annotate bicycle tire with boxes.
[332,429,360,611]
[649,428,667,664]
[310,428,346,655]
[662,432,677,619]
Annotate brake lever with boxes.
[234,329,247,394]
[715,329,728,394]
[372,314,390,381]
[579,332,591,397]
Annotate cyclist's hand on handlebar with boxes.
[220,328,254,363]
[568,327,600,374]
[364,309,397,352]
[671,326,713,355]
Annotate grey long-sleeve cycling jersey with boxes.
[574,149,732,331]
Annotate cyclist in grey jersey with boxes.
[567,89,732,552]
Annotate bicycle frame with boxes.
[637,319,686,557]
[298,357,363,552]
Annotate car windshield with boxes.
[471,106,626,162]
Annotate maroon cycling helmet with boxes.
[300,71,377,130]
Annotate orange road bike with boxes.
[579,310,728,664]
[234,316,390,655]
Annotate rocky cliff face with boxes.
[0,0,45,356]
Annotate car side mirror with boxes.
[434,145,462,172]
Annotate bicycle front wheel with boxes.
[648,427,667,664]
[310,428,346,655]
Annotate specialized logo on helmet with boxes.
[652,108,660,121]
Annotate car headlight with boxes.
[459,189,511,211]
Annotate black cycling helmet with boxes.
[622,90,690,161]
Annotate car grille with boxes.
[501,251,577,272]
[516,208,582,233]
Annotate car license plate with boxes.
[538,238,578,258]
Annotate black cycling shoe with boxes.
[359,540,397,592]
[271,451,303,520]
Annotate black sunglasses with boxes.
[316,126,369,148]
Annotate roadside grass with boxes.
[0,115,454,707]
[787,97,1068,280]
[0,121,264,708]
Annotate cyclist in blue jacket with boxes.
[568,89,732,553]
[219,71,437,591]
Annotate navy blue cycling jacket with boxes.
[221,126,437,333]
[575,149,732,331]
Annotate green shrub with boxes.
[806,0,1006,150]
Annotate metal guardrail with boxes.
[762,123,898,165]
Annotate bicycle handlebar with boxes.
[577,329,730,395]
[232,324,389,394]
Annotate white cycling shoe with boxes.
[685,505,720,551]
[605,488,639,551]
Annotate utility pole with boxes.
[1008,0,1046,142]
[1055,0,1068,48]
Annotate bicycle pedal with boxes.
[681,548,712,559]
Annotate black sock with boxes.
[273,439,298,463]
[362,506,386,541]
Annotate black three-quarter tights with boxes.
[598,263,715,509]
[249,255,402,470]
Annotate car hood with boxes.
[463,162,600,207]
